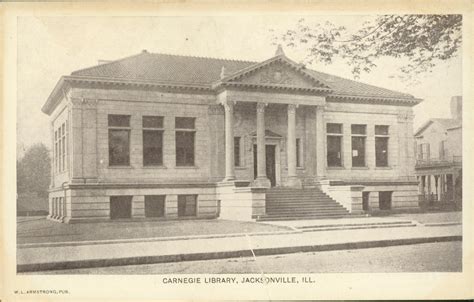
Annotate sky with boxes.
[17,15,462,156]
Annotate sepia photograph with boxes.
[2,2,472,300]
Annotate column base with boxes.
[253,177,271,188]
[285,177,302,188]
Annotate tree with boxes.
[17,143,51,196]
[272,15,462,82]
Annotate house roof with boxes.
[43,50,421,114]
[414,118,462,137]
[72,51,415,100]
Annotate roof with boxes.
[72,51,256,85]
[414,118,462,137]
[72,51,415,100]
[43,50,420,114]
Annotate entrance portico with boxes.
[218,94,326,188]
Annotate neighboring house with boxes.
[414,96,462,206]
[41,46,421,223]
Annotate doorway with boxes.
[253,144,277,187]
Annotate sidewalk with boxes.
[17,224,462,273]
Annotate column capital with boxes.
[287,103,298,114]
[222,100,235,113]
[208,104,225,115]
[256,102,267,113]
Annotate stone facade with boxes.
[43,49,420,223]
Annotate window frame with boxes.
[375,125,389,167]
[108,114,132,167]
[175,117,196,167]
[327,123,343,167]
[142,116,164,167]
[351,124,367,167]
[177,194,197,217]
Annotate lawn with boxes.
[17,217,291,245]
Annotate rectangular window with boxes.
[375,125,389,167]
[108,114,131,166]
[54,130,58,172]
[439,140,446,160]
[234,137,241,167]
[327,136,342,167]
[379,191,392,210]
[175,117,195,166]
[145,195,165,218]
[327,123,343,167]
[58,126,62,172]
[375,125,389,136]
[175,117,195,129]
[177,195,197,217]
[143,116,164,166]
[375,137,389,167]
[351,124,366,167]
[61,123,66,171]
[110,196,132,219]
[296,138,302,167]
[108,115,131,127]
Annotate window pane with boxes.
[327,136,342,167]
[108,115,130,127]
[327,123,342,134]
[351,124,366,135]
[234,137,241,166]
[375,137,389,167]
[375,125,389,135]
[109,129,130,165]
[143,116,163,128]
[175,117,195,129]
[145,195,165,217]
[351,136,366,167]
[176,131,195,166]
[178,195,197,217]
[143,130,163,166]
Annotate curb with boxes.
[17,235,462,273]
[423,222,462,227]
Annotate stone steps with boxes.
[258,187,351,221]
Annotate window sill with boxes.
[375,166,392,170]
[143,165,167,169]
[108,166,132,169]
[351,166,369,170]
[175,166,199,169]
[327,166,345,170]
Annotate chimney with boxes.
[450,96,462,120]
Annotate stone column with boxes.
[286,104,301,187]
[315,105,326,179]
[223,101,236,181]
[254,102,270,187]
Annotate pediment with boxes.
[250,129,283,138]
[219,56,331,91]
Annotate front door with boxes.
[253,144,277,187]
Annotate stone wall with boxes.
[325,101,416,182]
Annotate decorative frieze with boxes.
[208,104,224,115]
